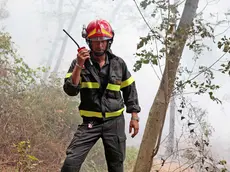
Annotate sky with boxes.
[2,0,230,163]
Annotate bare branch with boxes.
[133,0,165,42]
[174,52,227,91]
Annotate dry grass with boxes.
[0,82,81,171]
[0,79,139,171]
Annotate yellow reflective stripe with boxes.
[121,76,135,89]
[88,28,112,38]
[79,108,124,118]
[81,82,99,89]
[79,110,103,118]
[88,28,97,37]
[65,73,72,78]
[101,28,113,37]
[106,108,124,118]
[106,83,120,91]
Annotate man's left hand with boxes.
[129,117,139,138]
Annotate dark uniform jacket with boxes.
[63,51,141,120]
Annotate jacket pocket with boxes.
[106,90,118,99]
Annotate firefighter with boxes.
[61,19,141,172]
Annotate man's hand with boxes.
[72,48,90,85]
[129,113,139,138]
[77,48,90,67]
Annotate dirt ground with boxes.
[151,159,196,172]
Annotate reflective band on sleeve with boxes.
[106,83,121,91]
[121,76,135,89]
[106,108,124,118]
[79,108,124,118]
[81,82,100,89]
[65,73,72,78]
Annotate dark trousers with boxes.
[61,114,126,172]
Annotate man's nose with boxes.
[97,41,104,47]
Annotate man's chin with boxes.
[93,51,105,57]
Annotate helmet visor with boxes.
[88,36,111,41]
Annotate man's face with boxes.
[91,40,108,55]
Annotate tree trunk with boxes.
[133,0,199,171]
[43,0,64,80]
[52,0,84,74]
[165,0,179,157]
[166,96,175,156]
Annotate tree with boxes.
[132,0,200,171]
[52,0,84,74]
[43,0,64,80]
[131,0,230,171]
[165,96,175,156]
[165,0,179,157]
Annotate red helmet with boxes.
[83,19,114,41]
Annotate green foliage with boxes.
[0,32,47,93]
[137,34,152,49]
[189,18,214,39]
[193,66,220,103]
[131,1,230,171]
[175,36,230,104]
[13,141,40,172]
[133,0,229,106]
[0,31,81,171]
[133,0,171,71]
[140,0,155,10]
[218,36,230,53]
[134,0,217,72]
[220,61,230,75]
[0,77,81,171]
[219,160,227,165]
[134,32,162,71]
[218,36,230,76]
[219,160,228,172]
[134,50,158,72]
[175,66,222,104]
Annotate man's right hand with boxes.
[71,48,90,85]
[77,48,90,68]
